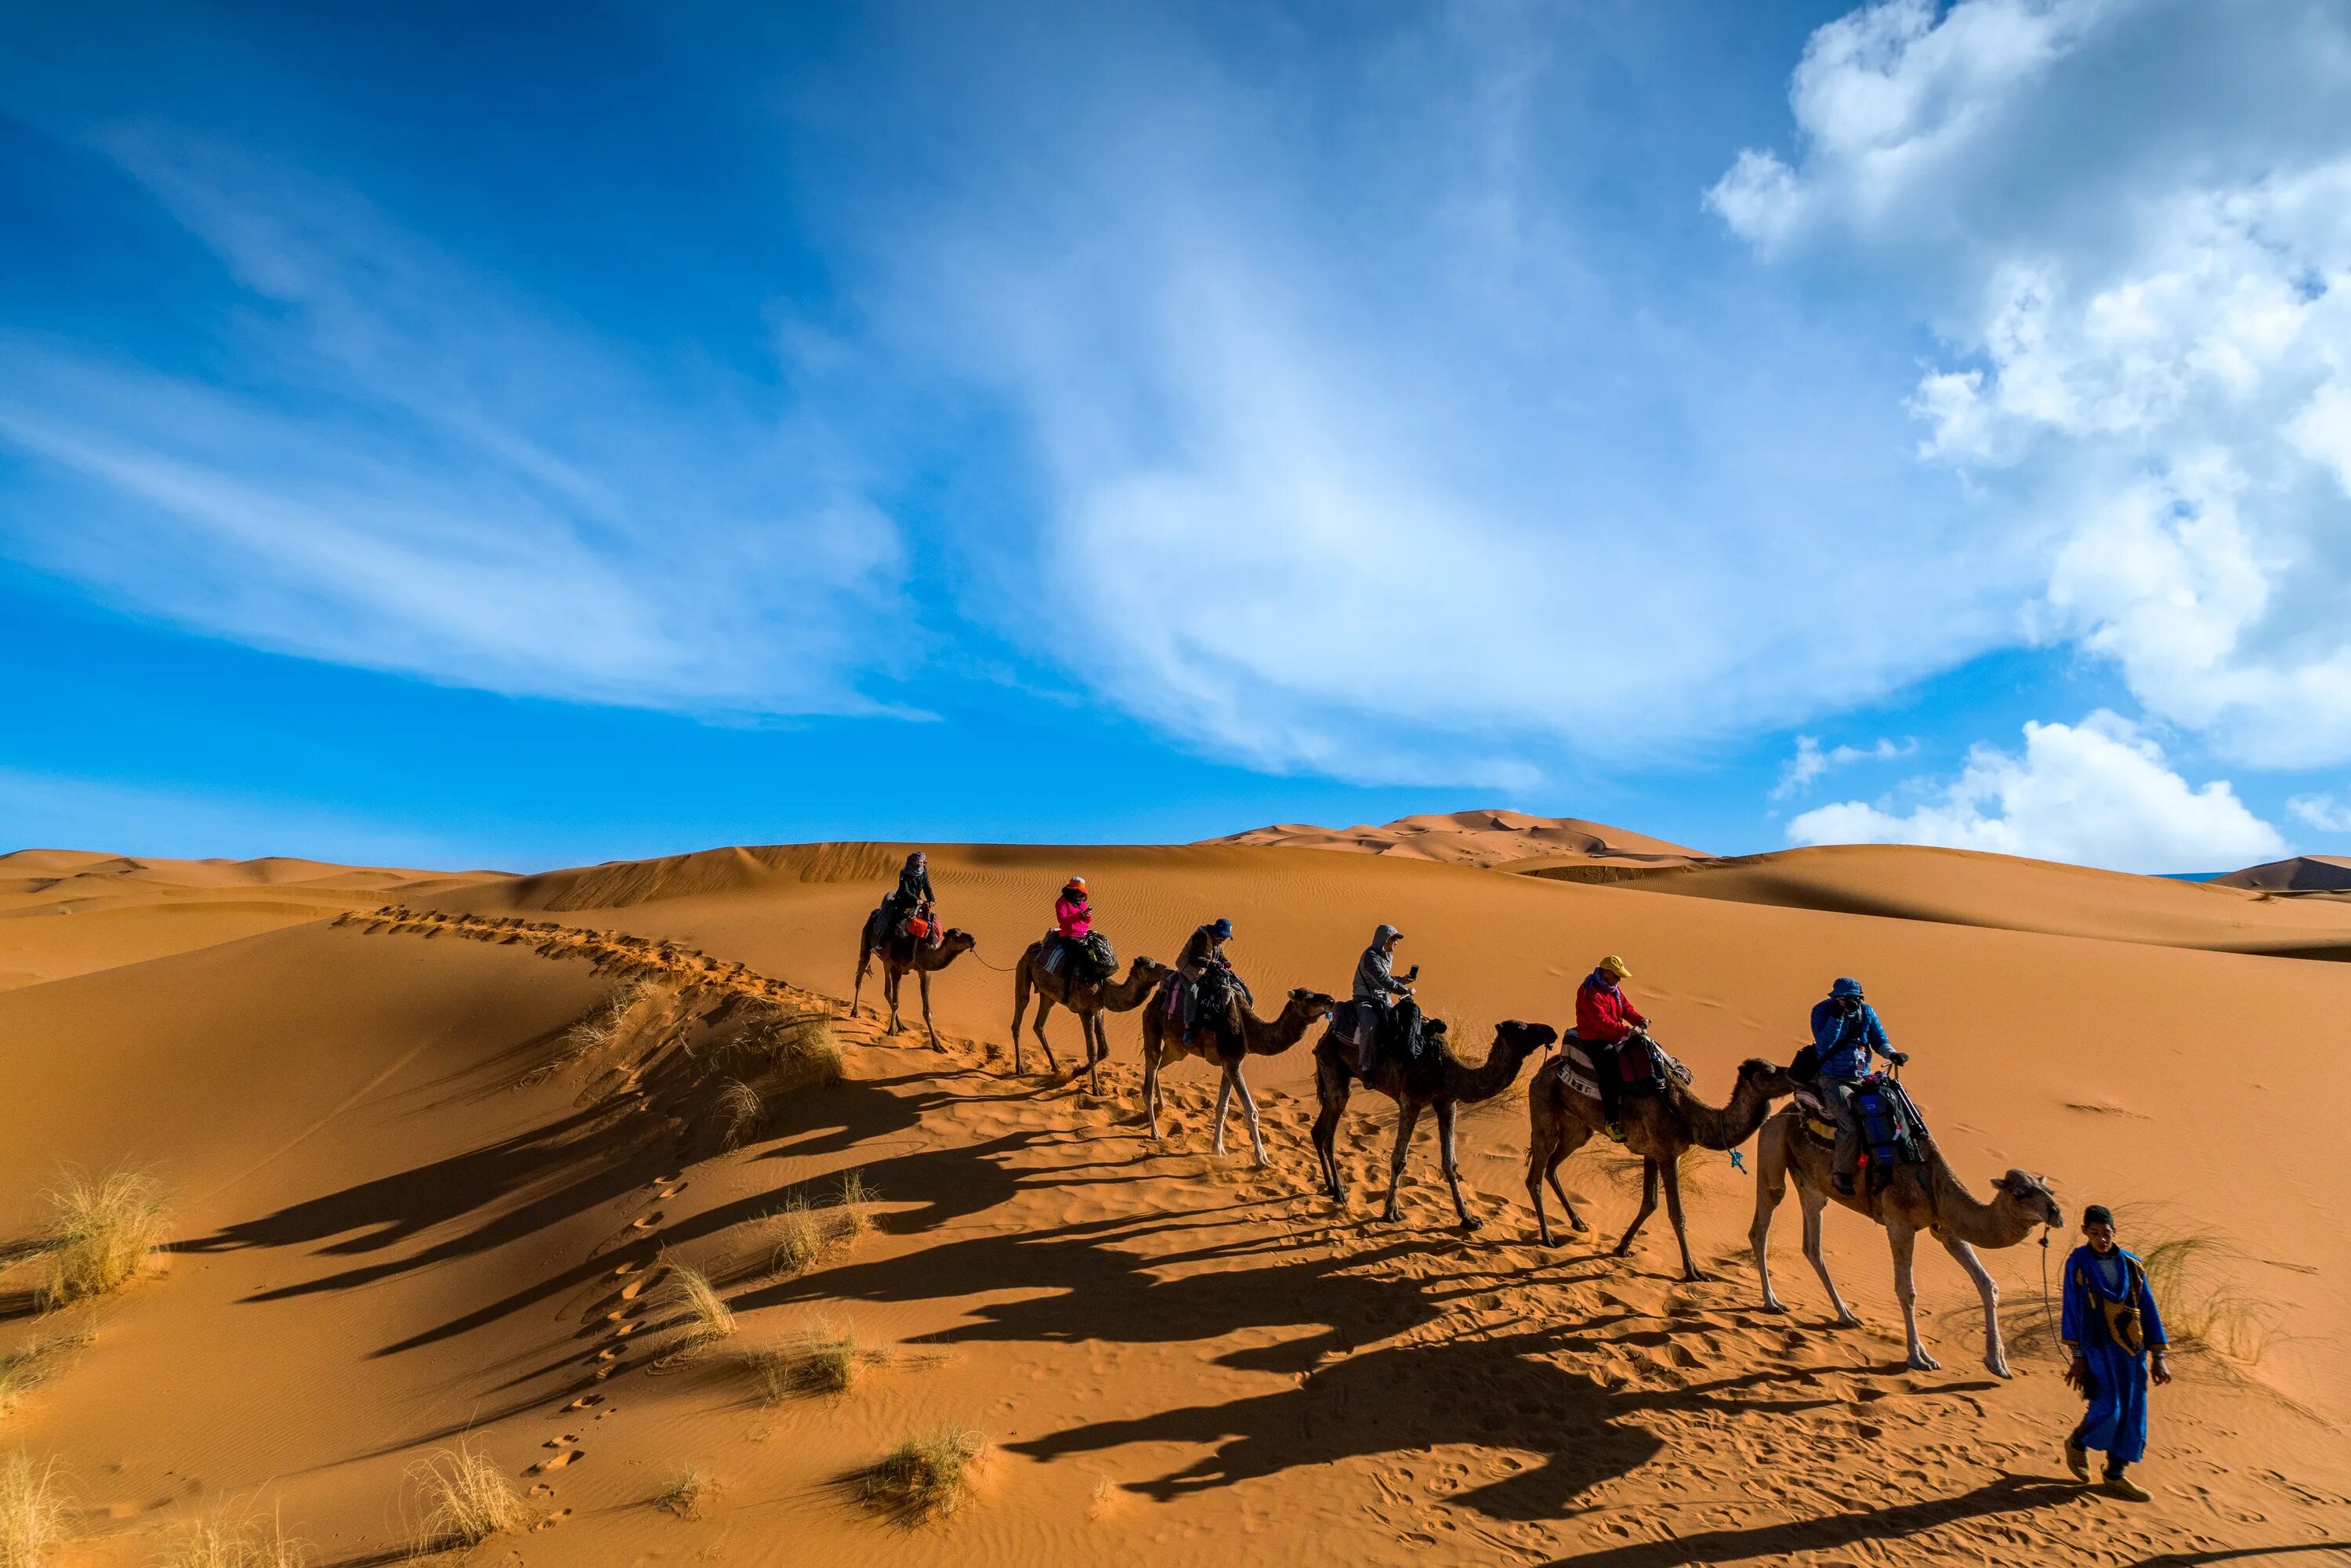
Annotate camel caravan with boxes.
[855,854,2067,1383]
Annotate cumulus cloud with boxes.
[1787,711,2284,872]
[0,134,907,718]
[1773,735,1918,799]
[1715,0,2351,770]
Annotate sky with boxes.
[5,0,2351,875]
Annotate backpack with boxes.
[1853,1076,1925,1169]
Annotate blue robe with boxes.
[2060,1244,2168,1465]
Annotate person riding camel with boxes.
[1176,917,1242,1032]
[883,851,939,944]
[2060,1203,2172,1502]
[1809,977,1907,1195]
[1575,954,1649,1142]
[1351,923,1419,1077]
[1052,877,1113,983]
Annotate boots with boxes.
[2063,1436,2089,1482]
[2103,1464,2150,1502]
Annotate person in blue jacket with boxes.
[2061,1204,2172,1501]
[1809,977,1907,1194]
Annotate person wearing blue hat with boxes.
[1809,977,1907,1195]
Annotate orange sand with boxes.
[2,823,2346,1565]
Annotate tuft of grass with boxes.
[731,1010,842,1087]
[404,1442,524,1556]
[38,1165,169,1308]
[0,1325,93,1420]
[768,1197,825,1278]
[2139,1232,2273,1363]
[158,1508,307,1567]
[712,1080,765,1150]
[537,980,665,1081]
[0,1452,66,1567]
[862,1428,986,1522]
[657,1264,737,1358]
[835,1170,875,1240]
[651,1469,712,1520]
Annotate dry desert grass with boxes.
[862,1428,987,1522]
[38,1165,168,1308]
[0,1452,65,1568]
[657,1264,737,1360]
[712,1078,766,1149]
[404,1442,524,1557]
[730,1009,842,1086]
[652,1468,712,1519]
[159,1508,308,1567]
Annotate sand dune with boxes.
[2,834,2347,1565]
[1212,808,1703,867]
[2214,853,2351,893]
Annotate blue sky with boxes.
[5,0,2351,873]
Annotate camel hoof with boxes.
[1761,1299,1789,1315]
[1835,1313,1863,1329]
[1569,1219,1590,1234]
[1908,1350,1942,1372]
[1683,1269,1713,1284]
[1987,1358,2014,1380]
[1459,1214,1485,1233]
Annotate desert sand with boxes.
[2,820,2347,1565]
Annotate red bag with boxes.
[905,916,931,940]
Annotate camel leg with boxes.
[1030,994,1061,1077]
[1613,1158,1661,1261]
[1661,1155,1707,1282]
[1940,1233,2009,1378]
[919,968,941,1052]
[1380,1100,1424,1224]
[1231,1065,1270,1169]
[1525,1123,1559,1246]
[1143,1039,1165,1141]
[883,965,902,1034]
[1436,1099,1480,1231]
[853,941,871,1018]
[1212,1067,1236,1157]
[1889,1222,1939,1371]
[1311,1060,1350,1205]
[1751,1121,1791,1313]
[1547,1134,1592,1236]
[1799,1182,1862,1327]
[1084,1011,1105,1098]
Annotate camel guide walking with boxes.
[2061,1204,2172,1501]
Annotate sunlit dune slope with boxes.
[1520,842,2351,959]
[1211,808,1703,866]
[0,847,505,990]
[2,838,2346,1565]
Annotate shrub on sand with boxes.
[863,1429,986,1522]
[657,1265,737,1358]
[159,1508,307,1567]
[732,1011,842,1086]
[2140,1233,2272,1363]
[652,1469,712,1519]
[835,1170,875,1240]
[769,1197,824,1278]
[713,1080,765,1150]
[0,1452,66,1568]
[404,1442,524,1555]
[39,1165,168,1308]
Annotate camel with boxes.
[1139,980,1336,1167]
[851,912,976,1051]
[1748,1097,2064,1377]
[1311,1018,1558,1229]
[1009,944,1172,1093]
[1523,1045,1796,1280]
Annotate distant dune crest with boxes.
[2211,854,2351,893]
[1206,808,1704,868]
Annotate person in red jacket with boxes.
[1052,877,1112,983]
[1575,954,1650,1139]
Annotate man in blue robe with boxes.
[2060,1204,2172,1501]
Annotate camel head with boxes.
[1734,1057,1799,1098]
[939,928,977,958]
[1128,955,1174,984]
[1493,1019,1559,1062]
[1987,1168,2064,1229]
[1280,988,1339,1025]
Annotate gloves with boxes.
[1886,1050,1911,1066]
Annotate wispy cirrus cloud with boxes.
[0,131,907,718]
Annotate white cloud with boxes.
[2288,793,2351,834]
[1716,0,2351,770]
[1787,711,2284,872]
[0,134,907,718]
[1773,735,1918,799]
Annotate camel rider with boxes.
[1575,954,1650,1141]
[1351,924,1419,1075]
[2061,1204,2172,1501]
[1809,977,1907,1195]
[1176,918,1242,1027]
[1053,877,1113,982]
[884,851,938,943]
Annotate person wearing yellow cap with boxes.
[1575,954,1650,1139]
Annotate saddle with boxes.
[1042,932,1115,983]
[1793,1074,1931,1191]
[1335,999,1429,1074]
[1559,1031,1690,1102]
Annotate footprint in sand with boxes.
[528,1450,585,1475]
[618,1277,649,1302]
[631,1212,665,1230]
[545,1435,579,1448]
[532,1508,573,1530]
[562,1394,604,1411]
[529,1483,556,1498]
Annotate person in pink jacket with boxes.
[1051,877,1114,983]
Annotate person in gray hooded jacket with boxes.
[1351,924,1418,1074]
